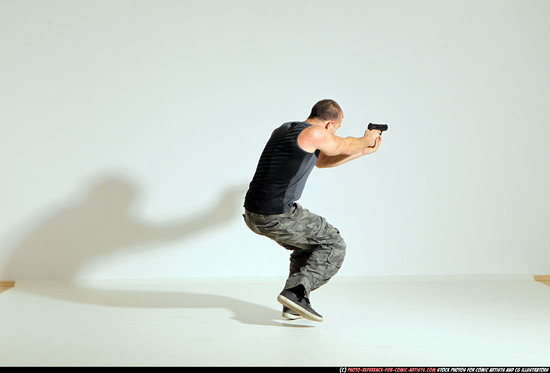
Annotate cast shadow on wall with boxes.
[3,175,305,326]
[5,175,246,280]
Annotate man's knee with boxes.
[331,229,346,252]
[336,235,346,251]
[329,236,346,268]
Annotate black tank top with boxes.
[244,121,320,214]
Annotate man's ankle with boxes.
[287,284,306,298]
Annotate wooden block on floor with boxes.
[0,281,15,294]
[534,275,550,287]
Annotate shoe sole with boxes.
[282,311,303,320]
[277,294,323,322]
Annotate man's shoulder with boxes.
[297,125,329,153]
[299,124,328,139]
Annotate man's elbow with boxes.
[315,160,335,169]
[315,157,329,168]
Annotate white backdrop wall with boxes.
[1,0,549,280]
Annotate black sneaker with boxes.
[282,306,303,320]
[277,289,324,322]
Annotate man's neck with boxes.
[305,118,326,127]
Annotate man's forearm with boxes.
[337,136,372,156]
[315,152,363,168]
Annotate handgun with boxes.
[368,123,388,133]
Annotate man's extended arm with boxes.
[298,125,382,168]
[315,137,381,168]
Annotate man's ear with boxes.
[324,121,334,130]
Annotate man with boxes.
[243,99,382,322]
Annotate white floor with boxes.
[1,275,549,367]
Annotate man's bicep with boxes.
[299,127,345,155]
[308,128,345,155]
[315,134,345,156]
[299,127,338,154]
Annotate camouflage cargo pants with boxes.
[243,203,346,296]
